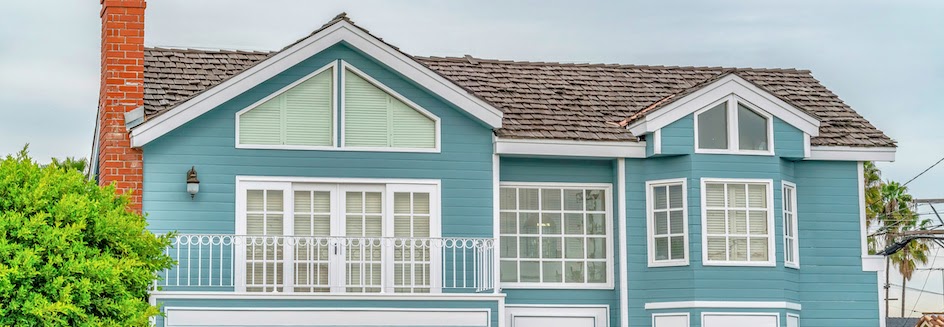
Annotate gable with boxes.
[130,18,502,147]
[626,74,821,138]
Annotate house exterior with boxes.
[94,1,897,326]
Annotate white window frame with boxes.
[782,181,799,269]
[235,62,339,150]
[693,94,775,156]
[652,312,690,327]
[701,312,780,327]
[340,62,441,153]
[498,182,614,289]
[646,178,689,267]
[234,176,442,293]
[700,178,776,267]
[234,60,442,153]
[786,313,800,327]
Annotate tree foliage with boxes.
[0,147,173,326]
[864,162,929,281]
[47,157,89,177]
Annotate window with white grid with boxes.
[702,179,774,266]
[499,183,612,288]
[648,179,688,267]
[783,182,799,268]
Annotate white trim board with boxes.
[504,305,609,327]
[150,291,505,301]
[627,74,820,137]
[130,20,503,147]
[645,301,802,310]
[617,158,629,327]
[164,307,491,327]
[808,146,896,162]
[494,138,646,158]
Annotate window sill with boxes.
[702,261,776,267]
[500,282,614,290]
[648,260,690,268]
[785,263,800,270]
[695,148,774,156]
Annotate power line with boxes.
[911,246,941,315]
[905,155,944,186]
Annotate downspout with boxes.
[618,158,629,326]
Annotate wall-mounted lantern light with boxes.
[186,166,200,199]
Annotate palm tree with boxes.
[864,163,931,317]
[48,157,89,177]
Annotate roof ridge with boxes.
[416,55,812,74]
[145,46,275,54]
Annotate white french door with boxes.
[236,180,440,293]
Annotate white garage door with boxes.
[164,308,490,327]
[702,313,778,327]
[506,306,608,327]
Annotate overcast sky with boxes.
[0,0,942,316]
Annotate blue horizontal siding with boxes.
[499,157,620,327]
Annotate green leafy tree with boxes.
[0,147,173,326]
[48,157,89,177]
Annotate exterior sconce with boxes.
[186,166,200,199]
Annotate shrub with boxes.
[0,148,173,326]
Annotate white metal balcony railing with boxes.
[157,234,497,294]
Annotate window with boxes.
[783,182,799,268]
[702,179,774,266]
[238,65,335,147]
[236,180,440,293]
[236,61,440,151]
[653,313,690,327]
[695,95,772,154]
[344,68,436,149]
[499,183,612,288]
[647,179,688,267]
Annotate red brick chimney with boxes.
[99,0,146,212]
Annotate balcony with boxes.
[157,234,497,294]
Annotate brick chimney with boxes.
[99,0,146,212]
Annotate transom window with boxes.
[783,182,799,268]
[237,61,439,151]
[702,179,774,266]
[499,183,612,288]
[695,95,773,154]
[647,179,688,267]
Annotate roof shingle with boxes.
[140,17,894,148]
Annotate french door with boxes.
[235,181,440,293]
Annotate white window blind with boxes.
[239,67,334,146]
[649,180,687,266]
[344,69,435,149]
[703,180,773,265]
[245,189,285,292]
[783,183,799,268]
[499,184,611,287]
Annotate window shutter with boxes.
[391,97,435,148]
[284,69,334,146]
[344,71,390,147]
[239,101,282,145]
[239,68,334,146]
[344,69,435,148]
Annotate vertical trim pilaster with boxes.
[617,158,629,327]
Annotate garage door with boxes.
[702,313,778,327]
[164,308,491,327]
[506,306,608,327]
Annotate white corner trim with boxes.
[492,149,502,295]
[494,138,646,158]
[652,129,662,155]
[645,301,802,311]
[802,133,811,158]
[617,158,629,327]
[862,255,884,272]
[646,178,690,268]
[857,161,868,259]
[808,146,896,162]
[130,21,503,147]
[627,74,820,137]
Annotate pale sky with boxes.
[0,0,942,317]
